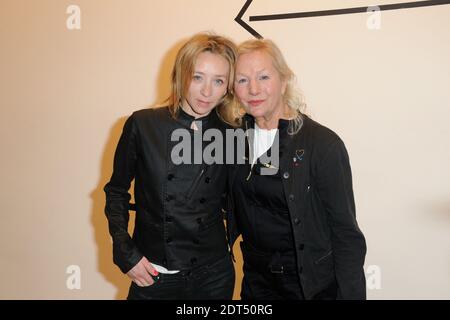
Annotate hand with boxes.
[126,256,159,287]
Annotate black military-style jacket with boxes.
[227,114,367,300]
[104,106,230,273]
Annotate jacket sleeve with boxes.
[104,114,143,273]
[315,138,367,299]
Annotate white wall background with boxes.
[0,0,449,299]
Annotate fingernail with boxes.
[153,270,159,276]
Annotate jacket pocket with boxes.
[186,166,207,199]
[314,250,333,265]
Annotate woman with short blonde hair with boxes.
[228,38,366,300]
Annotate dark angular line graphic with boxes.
[235,0,263,39]
[235,0,450,38]
[250,0,450,21]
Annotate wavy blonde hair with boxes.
[231,39,307,134]
[165,33,237,125]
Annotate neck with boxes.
[255,105,291,129]
[181,100,211,119]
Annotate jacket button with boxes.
[166,237,172,243]
[205,177,211,183]
[165,215,173,222]
[294,217,300,225]
[165,195,173,201]
[191,257,197,264]
[199,198,206,204]
[299,244,304,250]
[193,238,199,244]
[167,173,174,181]
[283,172,290,179]
[289,194,295,201]
[196,217,202,224]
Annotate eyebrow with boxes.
[236,69,268,76]
[194,71,227,78]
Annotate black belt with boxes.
[240,241,297,274]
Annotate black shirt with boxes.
[232,118,296,253]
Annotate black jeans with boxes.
[240,241,304,300]
[240,241,337,300]
[127,254,235,300]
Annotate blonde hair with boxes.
[232,39,307,134]
[165,33,237,125]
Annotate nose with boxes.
[201,82,212,97]
[249,79,260,96]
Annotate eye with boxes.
[236,78,248,84]
[259,75,270,80]
[214,79,224,86]
[193,75,202,81]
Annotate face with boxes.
[182,51,230,118]
[234,50,287,120]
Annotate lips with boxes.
[197,99,211,106]
[248,100,265,107]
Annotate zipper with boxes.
[187,166,207,199]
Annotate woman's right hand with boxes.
[126,256,159,287]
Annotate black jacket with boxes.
[228,115,367,299]
[104,107,230,273]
